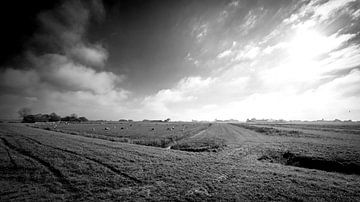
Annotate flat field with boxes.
[1,122,360,201]
[33,121,211,149]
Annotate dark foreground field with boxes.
[1,122,360,201]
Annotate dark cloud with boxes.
[0,0,128,119]
[0,1,61,66]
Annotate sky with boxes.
[0,0,360,121]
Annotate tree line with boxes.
[18,108,88,123]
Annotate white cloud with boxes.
[217,49,232,58]
[69,44,108,67]
[283,0,357,25]
[192,22,209,42]
[352,8,360,19]
[234,45,260,61]
[258,28,356,91]
[174,69,360,121]
[47,60,120,94]
[185,52,200,66]
[0,56,129,119]
[229,1,240,8]
[142,77,212,105]
[242,11,258,30]
[287,31,355,61]
[139,73,253,121]
[314,0,357,21]
[263,42,287,54]
[144,89,195,104]
[25,54,125,94]
[177,77,213,91]
[316,69,360,97]
[139,77,214,119]
[311,44,360,80]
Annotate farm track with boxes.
[212,124,266,159]
[19,135,143,184]
[0,137,78,193]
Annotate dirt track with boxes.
[197,123,270,143]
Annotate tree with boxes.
[22,115,36,123]
[164,118,171,122]
[49,112,61,122]
[61,116,71,122]
[22,114,49,123]
[18,107,32,118]
[70,113,78,119]
[78,117,88,122]
[39,114,51,122]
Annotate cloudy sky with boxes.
[0,0,360,121]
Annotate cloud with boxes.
[169,69,360,121]
[142,77,212,103]
[283,0,357,25]
[229,1,240,8]
[69,44,108,67]
[33,0,108,68]
[352,8,360,19]
[317,68,360,97]
[263,42,287,54]
[260,31,356,88]
[27,54,122,94]
[185,53,200,66]
[240,11,258,32]
[138,0,360,121]
[177,77,213,91]
[217,49,232,58]
[234,45,260,61]
[314,0,357,21]
[139,74,253,120]
[192,22,209,42]
[0,68,39,90]
[140,77,213,119]
[320,44,360,72]
[0,0,130,119]
[1,0,359,121]
[35,1,89,49]
[0,53,129,118]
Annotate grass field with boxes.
[32,121,212,150]
[1,122,360,201]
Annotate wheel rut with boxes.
[0,190,17,197]
[0,142,17,167]
[0,137,78,193]
[21,136,143,184]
